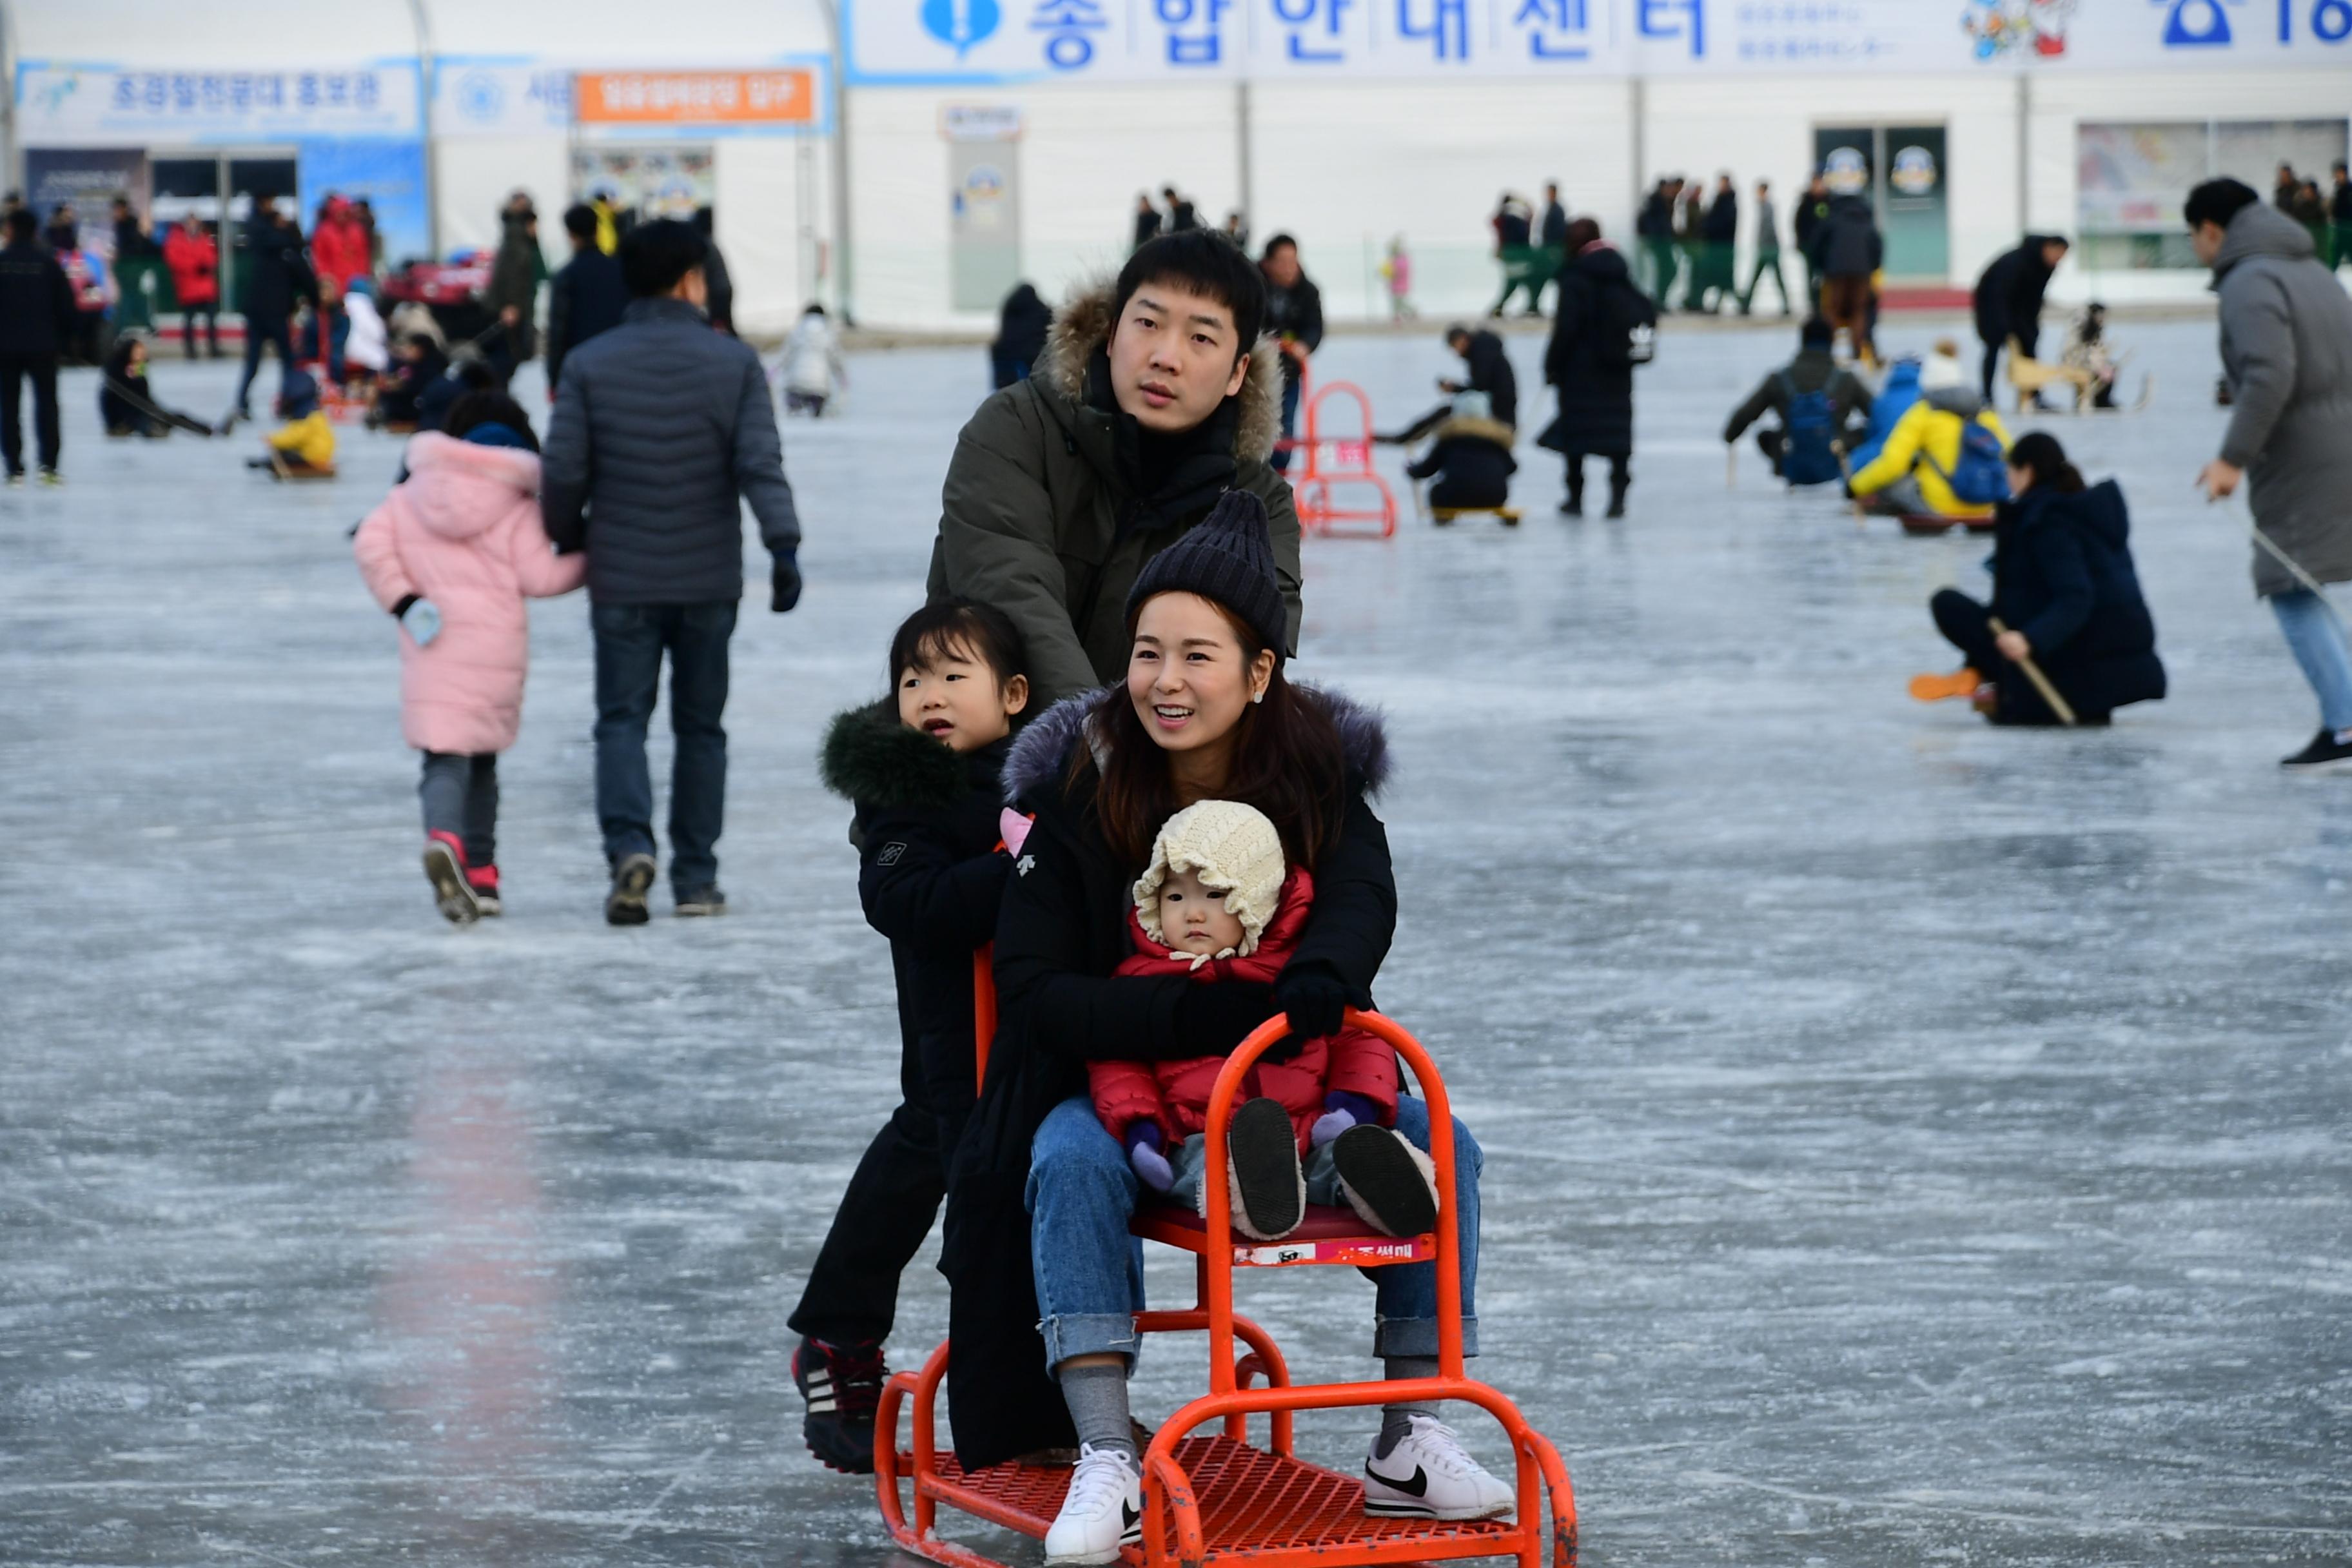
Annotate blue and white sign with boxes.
[430,61,576,138]
[847,0,2352,79]
[15,61,422,146]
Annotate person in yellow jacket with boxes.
[246,368,337,478]
[1849,342,2012,520]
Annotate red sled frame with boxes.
[876,990,1578,1568]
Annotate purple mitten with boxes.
[1311,1090,1384,1149]
[1124,1120,1175,1192]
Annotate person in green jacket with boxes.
[928,230,1304,704]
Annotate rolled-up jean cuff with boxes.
[1374,1314,1478,1360]
[1040,1312,1141,1373]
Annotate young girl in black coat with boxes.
[1912,431,2166,726]
[789,599,1031,1476]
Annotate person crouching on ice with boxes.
[247,368,335,478]
[1090,798,1435,1242]
[1911,431,2166,727]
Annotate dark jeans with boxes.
[235,314,296,416]
[592,600,736,893]
[787,1008,975,1345]
[1930,588,2099,726]
[1979,327,2035,402]
[0,354,61,474]
[420,751,498,867]
[1561,451,1631,507]
[181,307,220,357]
[1741,249,1791,313]
[1271,373,1302,473]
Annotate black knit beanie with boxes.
[1124,489,1288,657]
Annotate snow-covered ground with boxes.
[4,314,2347,1566]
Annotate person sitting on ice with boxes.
[246,368,334,478]
[370,333,446,431]
[1721,315,1873,484]
[1847,340,2011,523]
[1910,431,2165,727]
[2059,302,2122,410]
[99,335,206,438]
[928,228,1302,705]
[1402,389,1517,513]
[1088,798,1433,1241]
[946,489,1513,1566]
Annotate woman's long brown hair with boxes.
[1075,605,1347,874]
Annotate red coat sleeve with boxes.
[1323,1025,1400,1123]
[1088,1059,1170,1141]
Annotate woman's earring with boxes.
[1251,687,1267,705]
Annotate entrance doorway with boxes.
[1813,125,1950,281]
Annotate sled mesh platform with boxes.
[908,1433,1523,1563]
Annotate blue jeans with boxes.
[2270,589,2352,735]
[1026,1094,1481,1373]
[591,600,736,892]
[1271,374,1302,473]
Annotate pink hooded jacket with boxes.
[352,433,583,755]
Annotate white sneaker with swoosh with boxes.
[1362,1415,1514,1521]
[1044,1443,1143,1565]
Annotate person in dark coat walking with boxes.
[692,208,735,334]
[1162,186,1198,233]
[1636,179,1681,304]
[990,280,1052,388]
[1807,193,1883,366]
[789,599,1031,1476]
[1792,172,1832,304]
[1406,389,1516,511]
[1540,218,1638,518]
[0,206,76,483]
[484,197,542,374]
[540,220,801,921]
[1973,233,2070,402]
[941,490,1509,1553]
[1693,174,1739,313]
[1739,179,1792,315]
[1916,433,2164,727]
[230,195,315,423]
[1261,233,1323,474]
[1130,193,1162,252]
[544,202,628,393]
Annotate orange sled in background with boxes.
[876,972,1579,1568]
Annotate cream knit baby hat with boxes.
[1132,799,1288,957]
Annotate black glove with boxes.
[770,551,803,613]
[1273,960,1363,1043]
[1175,981,1280,1057]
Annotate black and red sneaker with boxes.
[792,1336,887,1475]
[466,863,502,917]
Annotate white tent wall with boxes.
[434,137,568,264]
[2027,69,2352,306]
[712,139,821,335]
[1640,74,2019,299]
[15,0,415,64]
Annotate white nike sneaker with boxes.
[1362,1414,1515,1522]
[1043,1442,1144,1565]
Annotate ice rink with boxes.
[5,310,2348,1566]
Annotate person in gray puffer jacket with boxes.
[542,219,802,921]
[2188,179,2352,770]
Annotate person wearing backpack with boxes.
[1723,316,1872,485]
[1848,340,2012,522]
[1539,218,1651,518]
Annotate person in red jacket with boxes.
[1088,798,1436,1242]
[161,216,220,358]
[308,195,373,385]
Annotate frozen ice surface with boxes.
[3,315,2348,1566]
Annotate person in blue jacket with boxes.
[1912,431,2166,726]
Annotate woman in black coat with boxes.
[1539,219,1637,518]
[939,491,1507,1557]
[1920,431,2166,726]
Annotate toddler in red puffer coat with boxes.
[1088,799,1440,1242]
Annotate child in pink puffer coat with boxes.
[353,391,583,924]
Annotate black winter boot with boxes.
[1605,475,1629,519]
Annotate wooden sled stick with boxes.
[1833,441,1865,527]
[1989,616,2077,728]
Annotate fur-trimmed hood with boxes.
[1033,275,1287,467]
[1002,683,1391,808]
[820,700,1011,810]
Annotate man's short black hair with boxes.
[1800,315,1834,348]
[890,597,1028,691]
[620,218,708,298]
[2184,177,2260,232]
[1260,232,1298,259]
[1445,322,1473,346]
[5,208,34,244]
[562,202,598,241]
[1110,229,1267,366]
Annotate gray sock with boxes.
[1058,1360,1135,1459]
[1376,1355,1442,1458]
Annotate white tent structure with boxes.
[8,1,2347,332]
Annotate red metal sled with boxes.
[876,988,1578,1568]
[1279,373,1399,540]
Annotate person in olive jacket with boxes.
[1916,431,2164,727]
[926,229,1303,705]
